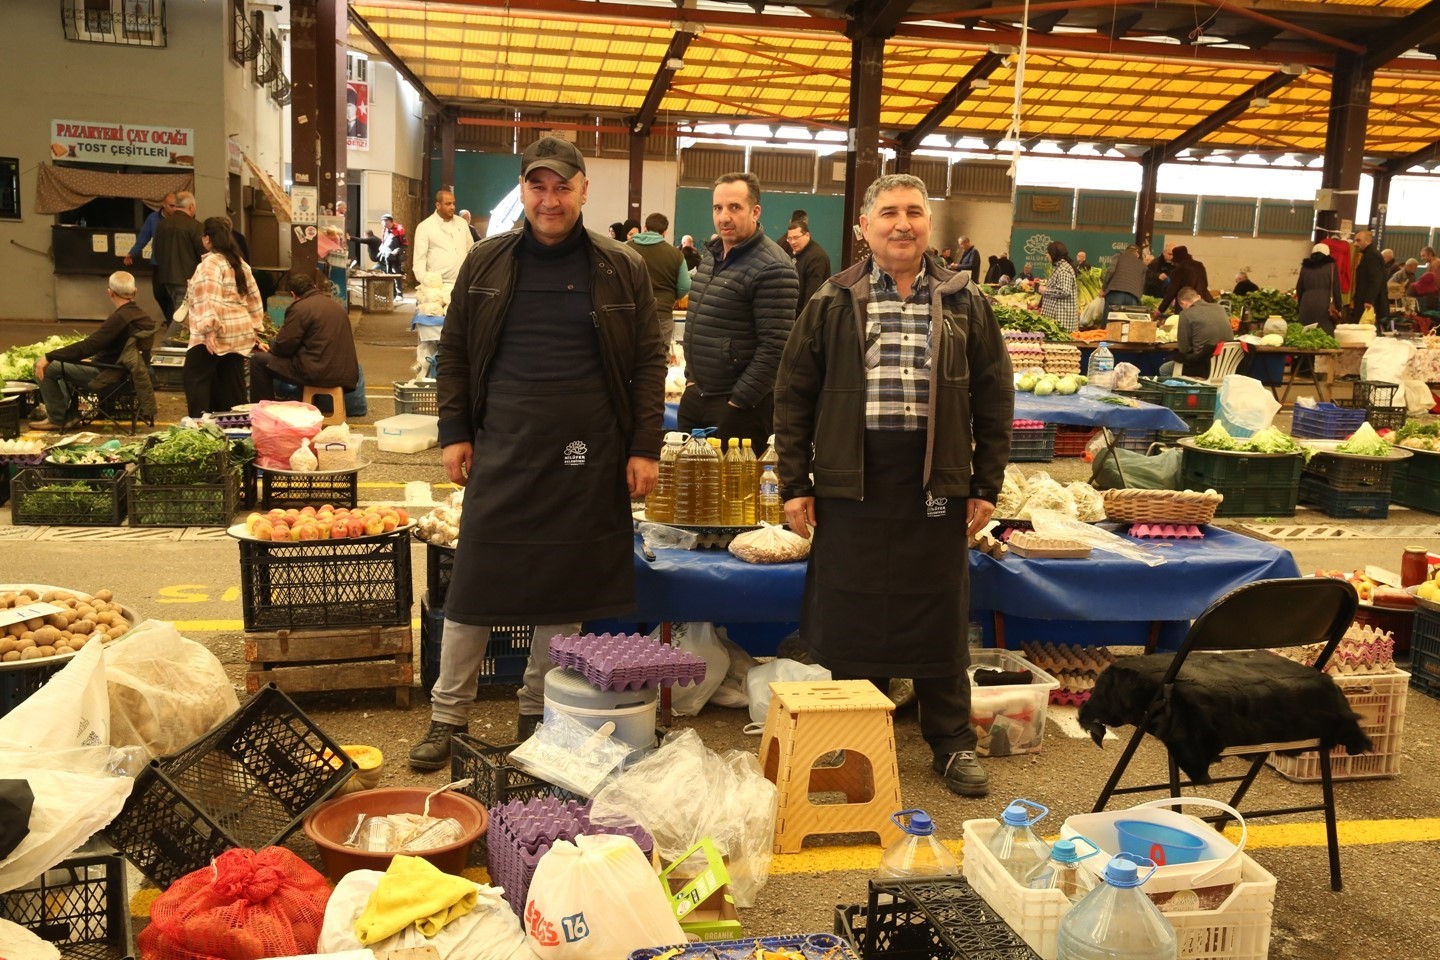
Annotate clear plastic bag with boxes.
[507,711,631,797]
[728,523,810,563]
[289,437,319,472]
[636,521,699,551]
[1030,508,1167,567]
[588,728,777,907]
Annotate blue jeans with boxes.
[1105,291,1140,311]
[38,361,99,425]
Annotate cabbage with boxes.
[0,335,83,382]
[1245,427,1302,454]
[1337,423,1391,457]
[1193,422,1237,450]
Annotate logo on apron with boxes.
[563,440,588,467]
[925,492,948,518]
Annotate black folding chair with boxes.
[1088,578,1359,891]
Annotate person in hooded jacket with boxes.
[1156,246,1213,314]
[1296,243,1343,335]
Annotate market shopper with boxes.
[679,172,799,447]
[123,192,178,322]
[1038,240,1079,332]
[954,235,981,277]
[1233,270,1259,297]
[181,217,264,418]
[1351,230,1388,320]
[1296,243,1343,335]
[1143,242,1174,298]
[680,234,702,272]
[628,212,692,349]
[1155,246,1213,315]
[1159,287,1233,377]
[154,191,204,338]
[248,271,358,402]
[31,271,157,430]
[1101,245,1146,312]
[411,136,666,770]
[411,189,475,373]
[774,173,1014,798]
[378,215,407,296]
[787,219,831,311]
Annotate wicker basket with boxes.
[1102,488,1224,524]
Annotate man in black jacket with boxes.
[786,219,831,311]
[153,191,204,336]
[1351,230,1389,320]
[32,271,156,430]
[680,172,799,446]
[249,272,359,401]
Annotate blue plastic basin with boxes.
[1114,819,1208,867]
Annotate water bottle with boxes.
[1090,342,1115,390]
[1057,854,1176,960]
[985,798,1052,883]
[878,810,959,879]
[1029,836,1100,903]
[758,465,783,525]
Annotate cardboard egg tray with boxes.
[548,632,707,690]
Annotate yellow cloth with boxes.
[354,855,479,945]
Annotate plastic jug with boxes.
[722,438,747,525]
[1057,854,1177,960]
[985,798,1051,883]
[644,431,685,522]
[758,465,783,525]
[1029,836,1100,903]
[1090,342,1115,390]
[739,438,758,525]
[878,810,959,879]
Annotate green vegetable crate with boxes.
[0,396,19,440]
[1180,447,1304,517]
[1298,476,1389,520]
[1157,380,1218,415]
[1391,455,1440,514]
[127,475,239,527]
[10,468,127,526]
[136,435,230,486]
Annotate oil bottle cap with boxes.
[664,431,687,444]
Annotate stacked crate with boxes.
[420,543,532,695]
[1299,452,1398,520]
[1339,380,1406,433]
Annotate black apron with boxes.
[446,377,635,625]
[800,429,970,677]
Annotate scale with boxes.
[1105,310,1153,324]
[149,345,188,391]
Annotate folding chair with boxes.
[68,360,142,433]
[1087,578,1360,891]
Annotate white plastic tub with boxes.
[374,414,438,453]
[968,649,1060,756]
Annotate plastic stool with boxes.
[758,680,904,854]
[301,385,346,425]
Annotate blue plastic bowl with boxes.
[1114,819,1208,867]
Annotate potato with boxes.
[24,617,43,631]
[0,639,13,655]
[95,611,114,626]
[71,621,94,635]
[14,638,35,651]
[1,651,18,662]
[94,589,113,602]
[33,626,58,645]
[37,645,55,658]
[107,625,126,640]
[19,632,33,642]
[0,593,15,606]
[75,605,95,620]
[17,589,38,601]
[58,631,73,644]
[45,614,67,629]
[69,635,88,649]
[54,645,74,655]
[7,624,25,639]
[19,647,42,660]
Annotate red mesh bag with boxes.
[138,847,331,960]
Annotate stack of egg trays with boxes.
[548,632,707,690]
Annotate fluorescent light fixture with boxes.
[972,78,991,89]
[1251,96,1270,108]
[666,57,685,70]
[1280,63,1307,75]
[988,44,1017,56]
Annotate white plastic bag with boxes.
[588,729,777,908]
[1112,361,1141,392]
[524,835,684,960]
[1217,375,1281,435]
[1360,339,1414,386]
[650,622,727,717]
[745,658,831,727]
[710,636,758,710]
[319,869,536,960]
[104,619,240,760]
[289,437,319,472]
[0,636,110,751]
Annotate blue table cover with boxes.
[632,539,805,624]
[412,312,444,330]
[1014,387,1188,432]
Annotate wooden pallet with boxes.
[244,624,414,707]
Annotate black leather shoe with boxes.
[933,751,989,797]
[408,720,467,771]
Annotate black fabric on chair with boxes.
[1081,577,1360,891]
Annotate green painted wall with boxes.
[675,187,846,264]
[429,153,521,224]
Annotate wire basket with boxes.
[1102,488,1224,524]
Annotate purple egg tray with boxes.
[548,632,707,691]
[487,795,654,916]
[209,412,251,429]
[1127,523,1204,539]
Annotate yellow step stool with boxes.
[758,680,904,854]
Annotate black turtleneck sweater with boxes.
[487,220,603,382]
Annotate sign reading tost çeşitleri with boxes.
[49,120,195,169]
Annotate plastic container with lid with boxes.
[645,431,686,522]
[877,809,959,879]
[1089,343,1116,389]
[374,414,439,453]
[542,666,657,750]
[1056,854,1176,960]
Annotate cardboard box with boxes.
[660,838,743,942]
[1106,318,1157,343]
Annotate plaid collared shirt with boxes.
[864,259,932,431]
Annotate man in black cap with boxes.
[378,214,406,296]
[410,136,666,770]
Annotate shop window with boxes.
[63,0,167,47]
[0,158,19,220]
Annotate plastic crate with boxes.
[963,818,1276,960]
[102,684,354,887]
[1180,448,1304,518]
[969,649,1060,757]
[1267,669,1408,781]
[1349,380,1400,408]
[1176,410,1215,435]
[127,476,238,527]
[1367,406,1406,432]
[1114,429,1162,452]
[255,467,360,509]
[0,845,131,960]
[237,532,413,630]
[1409,649,1440,700]
[1115,383,1164,406]
[841,877,1041,960]
[1302,453,1395,492]
[1009,423,1056,462]
[427,542,455,608]
[450,735,574,815]
[1291,403,1368,440]
[1391,463,1440,514]
[632,933,857,960]
[419,590,530,694]
[1053,426,1099,458]
[10,468,127,526]
[136,436,230,486]
[393,379,439,416]
[1298,475,1390,520]
[1159,381,1218,414]
[0,396,19,439]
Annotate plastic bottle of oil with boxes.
[721,438,747,525]
[645,431,685,522]
[674,430,715,524]
[740,438,758,525]
[694,436,722,525]
[758,465,784,524]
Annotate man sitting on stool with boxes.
[249,271,359,403]
[32,271,157,430]
[1159,286,1234,378]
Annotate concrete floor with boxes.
[3,306,1439,959]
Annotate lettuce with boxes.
[1245,427,1302,454]
[0,335,83,382]
[1192,422,1237,450]
[1337,423,1391,457]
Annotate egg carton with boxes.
[1020,641,1116,676]
[548,632,707,690]
[1005,532,1091,559]
[488,795,653,916]
[1002,330,1044,342]
[1127,523,1205,539]
[1012,419,1047,430]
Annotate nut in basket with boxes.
[1102,488,1224,525]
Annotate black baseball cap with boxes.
[521,137,587,180]
[381,213,393,220]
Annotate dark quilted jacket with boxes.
[682,226,798,409]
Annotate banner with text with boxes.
[51,120,194,169]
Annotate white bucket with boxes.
[543,697,656,750]
[1061,797,1246,893]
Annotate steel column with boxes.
[842,33,884,265]
[288,0,345,275]
[1317,54,1371,235]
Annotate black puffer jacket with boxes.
[682,226,798,409]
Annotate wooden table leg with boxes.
[993,610,1007,649]
[1145,620,1162,653]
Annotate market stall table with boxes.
[1078,342,1176,377]
[1243,345,1342,402]
[351,272,404,313]
[1013,387,1189,433]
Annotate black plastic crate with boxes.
[1,656,71,719]
[839,877,1042,960]
[1113,429,1162,452]
[102,684,355,888]
[1392,465,1440,514]
[450,735,574,814]
[1009,423,1055,462]
[137,435,230,486]
[420,591,530,694]
[1350,380,1401,408]
[238,532,413,630]
[393,379,438,416]
[1299,475,1390,519]
[1175,409,1214,434]
[427,542,455,608]
[1302,453,1395,492]
[256,467,360,509]
[127,475,238,526]
[0,845,132,960]
[1367,406,1407,432]
[1409,648,1440,700]
[0,396,19,440]
[11,468,127,526]
[1410,608,1440,661]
